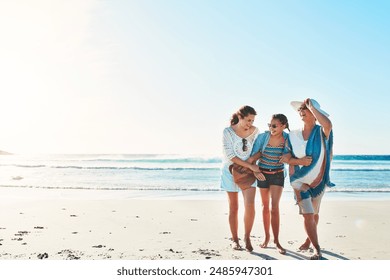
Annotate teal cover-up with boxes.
[250,131,290,175]
[251,131,290,155]
[288,125,334,198]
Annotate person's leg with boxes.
[312,190,324,231]
[242,187,256,252]
[314,214,319,227]
[300,209,321,250]
[299,192,325,251]
[294,189,311,250]
[259,188,270,248]
[269,185,285,254]
[302,213,321,259]
[294,186,312,251]
[227,192,240,249]
[308,191,324,259]
[299,238,311,250]
[297,192,323,260]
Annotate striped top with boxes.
[258,142,285,170]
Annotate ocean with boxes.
[0,154,389,199]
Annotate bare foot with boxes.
[310,251,322,260]
[260,236,270,248]
[310,246,322,260]
[299,238,311,251]
[245,238,253,252]
[231,239,242,250]
[275,242,286,255]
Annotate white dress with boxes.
[220,126,259,192]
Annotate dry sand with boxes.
[0,188,389,260]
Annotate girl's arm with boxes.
[247,151,261,164]
[280,153,312,166]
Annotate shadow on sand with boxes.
[249,251,278,260]
[250,248,349,260]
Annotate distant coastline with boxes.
[0,150,12,155]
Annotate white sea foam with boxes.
[0,154,389,194]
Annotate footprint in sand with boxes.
[16,231,30,236]
[167,248,182,254]
[192,249,221,258]
[57,249,82,260]
[12,238,23,241]
[37,252,49,259]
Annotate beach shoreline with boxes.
[0,187,389,260]
[1,186,390,201]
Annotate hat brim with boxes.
[290,101,304,112]
[290,100,329,117]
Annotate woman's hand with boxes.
[294,184,310,202]
[246,151,261,165]
[294,189,302,202]
[280,154,291,163]
[304,98,312,109]
[300,183,310,191]
[248,164,260,173]
[254,172,266,181]
[300,156,312,166]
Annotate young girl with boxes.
[249,114,290,255]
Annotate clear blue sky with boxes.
[0,0,389,155]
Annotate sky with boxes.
[0,0,389,155]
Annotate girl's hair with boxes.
[272,113,290,131]
[230,105,257,125]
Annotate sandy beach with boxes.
[0,188,389,261]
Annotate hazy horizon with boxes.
[1,151,389,157]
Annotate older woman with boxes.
[281,98,334,260]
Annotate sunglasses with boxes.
[298,105,308,111]
[242,138,248,152]
[268,123,280,129]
